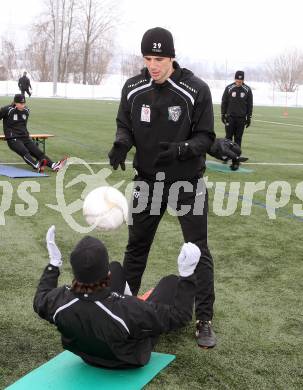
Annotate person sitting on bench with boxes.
[0,94,66,173]
[33,226,200,368]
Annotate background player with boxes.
[0,94,67,172]
[221,70,253,170]
[18,71,32,97]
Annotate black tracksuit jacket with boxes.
[221,83,253,118]
[18,75,32,90]
[0,104,30,139]
[33,264,196,368]
[115,62,215,181]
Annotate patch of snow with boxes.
[1,74,302,107]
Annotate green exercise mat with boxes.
[6,351,175,390]
[206,160,253,173]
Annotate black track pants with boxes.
[7,138,53,168]
[123,177,215,321]
[20,88,31,97]
[225,116,246,147]
[110,262,181,307]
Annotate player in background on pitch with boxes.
[0,94,67,173]
[18,71,32,97]
[221,70,253,170]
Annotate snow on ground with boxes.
[0,74,126,101]
[1,74,303,107]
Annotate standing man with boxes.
[108,27,241,348]
[221,70,253,170]
[18,71,32,97]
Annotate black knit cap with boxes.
[14,94,26,103]
[141,27,175,58]
[70,236,109,284]
[235,70,244,80]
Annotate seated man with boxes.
[33,226,201,368]
[0,94,66,172]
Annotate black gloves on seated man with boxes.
[208,138,242,162]
[108,142,129,170]
[221,114,227,124]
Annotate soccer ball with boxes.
[83,186,128,231]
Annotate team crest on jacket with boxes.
[232,92,236,97]
[22,114,27,120]
[168,106,181,122]
[240,92,245,98]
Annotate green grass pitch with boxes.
[0,97,302,389]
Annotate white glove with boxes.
[177,242,201,277]
[46,225,62,267]
[123,281,132,296]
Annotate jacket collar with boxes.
[169,61,182,82]
[72,286,112,301]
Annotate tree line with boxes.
[0,1,303,91]
[0,0,123,84]
[183,51,303,93]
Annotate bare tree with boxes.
[0,65,8,80]
[2,0,120,85]
[179,58,211,79]
[25,0,118,84]
[24,0,78,82]
[86,38,112,84]
[78,0,117,84]
[244,66,268,82]
[212,64,229,80]
[1,39,17,78]
[45,0,77,81]
[48,0,78,81]
[25,21,53,81]
[121,54,143,77]
[267,50,303,92]
[23,0,70,82]
[61,0,76,81]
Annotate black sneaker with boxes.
[196,320,216,348]
[230,162,239,171]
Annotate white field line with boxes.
[1,161,303,166]
[254,119,303,128]
[0,161,120,165]
[214,113,303,128]
[243,162,303,166]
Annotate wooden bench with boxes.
[0,134,54,154]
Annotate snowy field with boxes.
[1,74,303,107]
